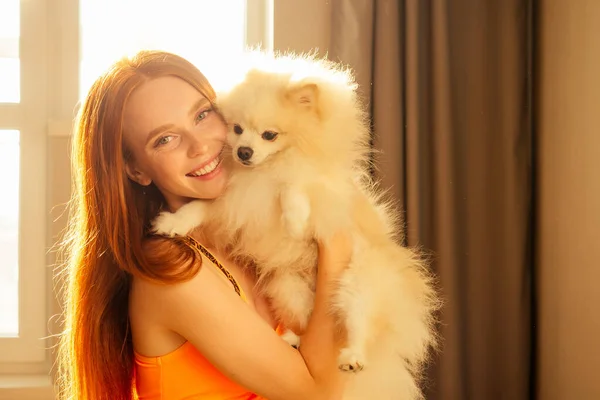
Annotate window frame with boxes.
[0,0,49,365]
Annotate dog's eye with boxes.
[233,124,244,135]
[261,131,278,141]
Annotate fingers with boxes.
[317,231,353,275]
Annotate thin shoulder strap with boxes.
[182,236,242,297]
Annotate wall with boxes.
[537,0,600,398]
[273,0,331,55]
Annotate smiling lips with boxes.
[187,154,222,177]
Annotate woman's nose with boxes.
[188,136,209,158]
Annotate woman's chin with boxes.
[195,174,228,200]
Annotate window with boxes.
[0,2,21,337]
[0,0,20,103]
[0,0,48,366]
[0,130,20,338]
[79,0,257,100]
[0,0,272,391]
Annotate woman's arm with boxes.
[297,233,351,398]
[146,234,351,400]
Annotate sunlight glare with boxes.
[80,0,247,99]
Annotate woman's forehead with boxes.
[123,77,205,139]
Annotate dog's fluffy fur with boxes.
[153,52,440,399]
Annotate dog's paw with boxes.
[284,215,308,239]
[152,211,196,237]
[151,200,207,237]
[338,347,366,373]
[281,330,301,349]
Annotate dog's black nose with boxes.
[237,147,254,161]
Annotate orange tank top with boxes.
[134,236,283,400]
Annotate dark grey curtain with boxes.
[328,0,534,398]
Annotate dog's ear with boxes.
[286,82,319,111]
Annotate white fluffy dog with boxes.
[153,53,440,399]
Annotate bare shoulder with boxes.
[129,244,248,356]
[129,247,238,322]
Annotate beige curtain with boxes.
[328,1,533,398]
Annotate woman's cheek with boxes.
[211,117,229,140]
[152,144,183,166]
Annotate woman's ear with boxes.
[125,162,152,186]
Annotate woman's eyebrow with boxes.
[188,97,210,117]
[146,123,175,145]
[144,98,210,145]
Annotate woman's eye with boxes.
[196,109,211,123]
[155,135,173,147]
[262,131,278,141]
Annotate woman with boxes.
[57,50,351,400]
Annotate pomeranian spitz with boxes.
[153,52,440,399]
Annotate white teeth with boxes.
[189,156,221,177]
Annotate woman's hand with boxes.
[317,231,353,277]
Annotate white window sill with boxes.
[0,375,55,400]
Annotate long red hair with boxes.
[57,50,216,400]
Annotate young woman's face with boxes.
[123,76,229,210]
